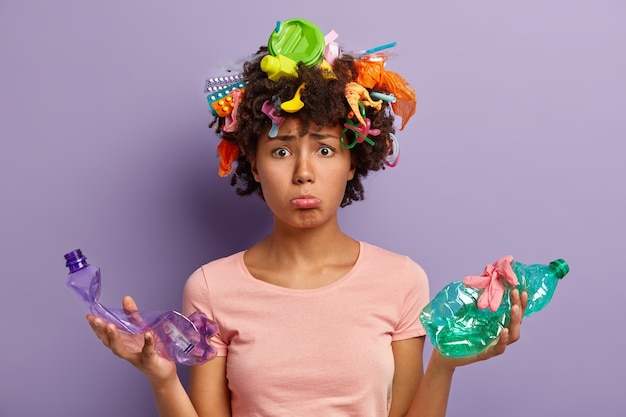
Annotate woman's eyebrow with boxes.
[268,133,297,142]
[309,132,340,140]
[268,132,339,141]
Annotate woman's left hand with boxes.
[432,288,528,369]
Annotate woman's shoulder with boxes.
[361,242,424,266]
[185,250,246,285]
[359,241,428,279]
[202,250,245,269]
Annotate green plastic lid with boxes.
[549,259,569,279]
[267,18,325,67]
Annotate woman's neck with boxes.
[244,220,360,289]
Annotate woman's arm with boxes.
[406,289,528,417]
[189,357,231,417]
[389,337,426,417]
[147,355,231,417]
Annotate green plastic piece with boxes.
[267,18,325,67]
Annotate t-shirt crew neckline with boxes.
[237,241,365,295]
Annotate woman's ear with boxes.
[348,156,356,181]
[249,153,260,183]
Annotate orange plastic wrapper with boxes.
[217,138,240,177]
[354,60,417,130]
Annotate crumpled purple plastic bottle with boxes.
[64,249,218,366]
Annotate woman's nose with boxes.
[293,154,315,184]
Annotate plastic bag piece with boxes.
[64,249,219,366]
[419,255,569,358]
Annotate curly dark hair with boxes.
[212,47,397,207]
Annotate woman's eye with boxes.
[272,148,291,158]
[317,146,335,157]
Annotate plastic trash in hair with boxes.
[64,249,219,365]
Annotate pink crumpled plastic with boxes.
[462,255,519,312]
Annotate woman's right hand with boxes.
[86,295,178,385]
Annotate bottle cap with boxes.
[549,259,569,279]
[267,18,325,67]
[64,249,89,273]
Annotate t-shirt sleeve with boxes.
[391,258,430,341]
[182,266,228,356]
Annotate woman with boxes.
[87,18,526,417]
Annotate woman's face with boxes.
[250,118,355,230]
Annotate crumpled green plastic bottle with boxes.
[419,256,569,357]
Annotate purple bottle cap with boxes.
[64,249,89,273]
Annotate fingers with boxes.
[87,315,110,345]
[122,295,147,329]
[478,289,526,361]
[86,314,132,358]
[122,295,138,313]
[88,317,128,357]
[510,288,528,318]
[106,322,134,359]
[507,289,525,344]
[492,328,509,355]
[141,331,158,360]
[520,290,529,315]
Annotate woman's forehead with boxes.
[280,118,340,134]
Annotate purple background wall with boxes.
[1,1,623,416]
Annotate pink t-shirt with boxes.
[183,242,429,417]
